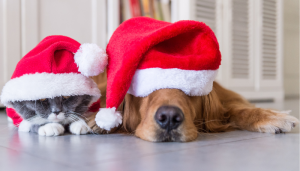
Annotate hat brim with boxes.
[127,68,218,97]
[1,73,100,107]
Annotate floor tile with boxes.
[0,146,81,171]
[85,134,299,171]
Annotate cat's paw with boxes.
[38,123,65,136]
[18,120,32,132]
[69,121,90,135]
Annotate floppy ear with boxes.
[122,94,143,133]
[199,88,232,132]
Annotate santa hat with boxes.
[95,17,221,131]
[0,35,108,126]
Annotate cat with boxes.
[11,95,93,136]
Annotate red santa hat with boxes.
[0,35,108,126]
[95,17,221,131]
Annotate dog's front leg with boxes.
[228,105,299,133]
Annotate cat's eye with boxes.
[63,96,70,99]
[40,98,46,101]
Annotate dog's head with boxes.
[121,82,232,142]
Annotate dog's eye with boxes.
[40,98,46,101]
[63,96,70,99]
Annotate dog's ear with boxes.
[92,69,107,107]
[122,94,143,133]
[199,89,232,132]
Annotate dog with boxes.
[89,73,299,142]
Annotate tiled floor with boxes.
[0,99,299,171]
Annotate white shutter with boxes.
[221,0,254,88]
[231,0,250,79]
[262,0,282,84]
[259,0,283,89]
[261,0,277,80]
[194,0,216,32]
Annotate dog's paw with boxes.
[18,120,32,132]
[257,110,299,134]
[90,124,110,134]
[69,121,90,135]
[38,123,65,136]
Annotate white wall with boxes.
[283,0,299,98]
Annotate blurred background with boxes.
[0,0,299,106]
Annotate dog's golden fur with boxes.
[89,73,299,142]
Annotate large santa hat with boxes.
[0,35,108,126]
[95,17,221,131]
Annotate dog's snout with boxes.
[155,106,184,130]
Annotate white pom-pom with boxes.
[74,43,108,77]
[95,107,122,131]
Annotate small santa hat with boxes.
[95,17,221,131]
[0,35,108,126]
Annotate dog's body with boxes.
[90,73,299,142]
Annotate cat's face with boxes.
[11,95,92,124]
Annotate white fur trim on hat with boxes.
[74,43,108,77]
[95,107,122,131]
[0,73,100,108]
[127,68,218,97]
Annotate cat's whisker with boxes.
[67,115,76,120]
[19,104,27,110]
[67,115,79,123]
[69,112,88,120]
[69,113,81,120]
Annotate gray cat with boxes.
[12,95,93,136]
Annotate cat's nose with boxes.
[53,111,60,115]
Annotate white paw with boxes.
[38,123,65,136]
[258,111,299,133]
[69,120,90,135]
[18,120,32,132]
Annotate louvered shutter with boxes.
[259,0,283,88]
[228,0,254,88]
[262,0,277,79]
[195,0,216,32]
[231,0,250,79]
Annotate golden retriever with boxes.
[89,73,299,142]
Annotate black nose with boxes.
[52,111,60,115]
[155,106,184,131]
